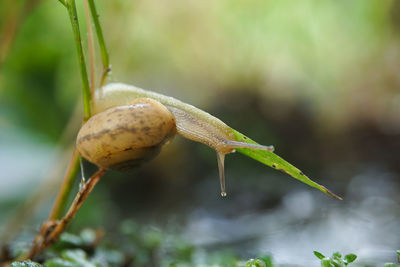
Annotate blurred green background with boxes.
[1,0,400,266]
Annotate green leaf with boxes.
[344,254,357,264]
[331,258,344,267]
[333,252,342,258]
[246,258,266,267]
[383,264,398,267]
[231,129,342,200]
[11,261,42,267]
[313,251,326,260]
[79,228,97,245]
[61,249,96,267]
[92,248,125,266]
[320,259,332,267]
[258,255,274,267]
[45,249,96,267]
[56,232,84,248]
[44,258,78,267]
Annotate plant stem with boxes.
[45,169,106,247]
[66,0,91,120]
[45,0,95,220]
[83,0,96,95]
[48,148,80,220]
[22,168,106,260]
[87,0,110,86]
[13,0,107,261]
[57,0,66,7]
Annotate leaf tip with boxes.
[321,186,343,200]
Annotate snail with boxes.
[76,83,274,196]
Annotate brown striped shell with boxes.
[76,98,176,170]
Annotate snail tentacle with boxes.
[216,152,227,197]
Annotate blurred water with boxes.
[182,169,400,266]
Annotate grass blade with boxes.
[231,129,342,200]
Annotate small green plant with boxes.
[314,251,357,267]
[11,261,42,267]
[10,225,277,267]
[245,256,274,267]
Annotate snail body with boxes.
[77,83,274,196]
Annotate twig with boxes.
[22,168,107,260]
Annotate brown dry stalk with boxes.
[22,168,107,260]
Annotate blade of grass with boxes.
[34,0,92,225]
[57,0,66,6]
[48,0,101,223]
[48,149,80,220]
[20,2,99,259]
[42,0,93,220]
[231,129,342,200]
[66,0,91,120]
[87,0,110,86]
[83,0,96,95]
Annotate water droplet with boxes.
[221,191,227,197]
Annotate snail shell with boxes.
[76,98,176,170]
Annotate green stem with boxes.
[66,0,91,120]
[87,0,110,86]
[46,0,97,223]
[83,0,96,95]
[48,149,80,220]
[57,0,66,7]
[47,0,93,220]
